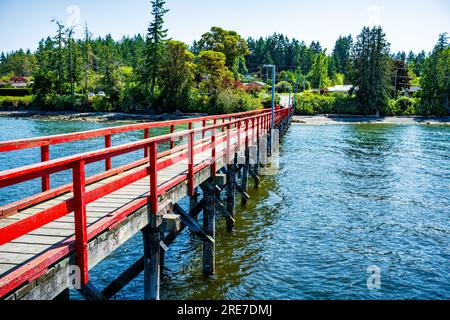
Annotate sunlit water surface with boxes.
[0,118,448,299]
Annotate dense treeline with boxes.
[0,0,448,116]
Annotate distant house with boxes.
[11,82,28,88]
[327,85,353,93]
[406,86,421,96]
[243,81,266,90]
[7,76,30,88]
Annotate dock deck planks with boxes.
[0,127,245,280]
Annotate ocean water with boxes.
[0,118,449,299]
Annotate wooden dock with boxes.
[0,107,293,300]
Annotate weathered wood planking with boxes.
[0,128,242,280]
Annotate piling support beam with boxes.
[142,225,160,300]
[201,178,216,275]
[54,288,70,301]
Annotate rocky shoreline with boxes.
[293,115,450,125]
[0,110,208,123]
[1,110,449,125]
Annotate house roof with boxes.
[327,85,353,92]
[11,83,28,88]
[408,86,421,93]
[243,81,266,87]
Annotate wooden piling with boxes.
[242,148,249,206]
[190,187,199,220]
[159,231,165,269]
[142,226,160,300]
[201,178,216,275]
[226,163,236,231]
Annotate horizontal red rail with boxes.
[0,106,293,298]
[0,109,270,152]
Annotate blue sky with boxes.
[0,0,449,54]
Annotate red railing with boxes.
[0,106,292,297]
[0,109,270,218]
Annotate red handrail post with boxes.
[40,145,50,192]
[237,120,241,153]
[245,119,249,151]
[211,128,216,176]
[252,118,255,144]
[202,120,206,138]
[222,118,225,132]
[73,159,89,285]
[226,124,231,165]
[144,128,149,158]
[170,125,175,149]
[149,141,158,214]
[257,117,260,141]
[105,134,112,171]
[188,131,195,196]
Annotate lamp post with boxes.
[262,64,276,130]
[262,65,276,156]
[294,77,299,109]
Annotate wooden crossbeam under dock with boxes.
[0,106,293,300]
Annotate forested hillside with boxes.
[0,0,448,116]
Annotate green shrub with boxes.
[119,84,152,113]
[0,96,33,109]
[295,92,334,114]
[415,98,448,116]
[91,96,114,112]
[0,88,32,97]
[261,93,281,108]
[206,90,263,115]
[294,92,359,115]
[52,95,89,111]
[396,97,418,115]
[275,81,293,93]
[385,97,419,116]
[330,92,359,114]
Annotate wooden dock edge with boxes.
[3,112,293,300]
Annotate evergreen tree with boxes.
[66,27,76,95]
[197,27,250,78]
[158,40,195,112]
[350,26,392,114]
[392,59,411,96]
[82,23,93,95]
[52,20,66,95]
[143,0,169,96]
[421,33,450,115]
[309,41,323,54]
[309,52,329,89]
[331,35,353,81]
[99,34,121,107]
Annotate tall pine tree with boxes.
[351,26,392,115]
[143,0,169,97]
